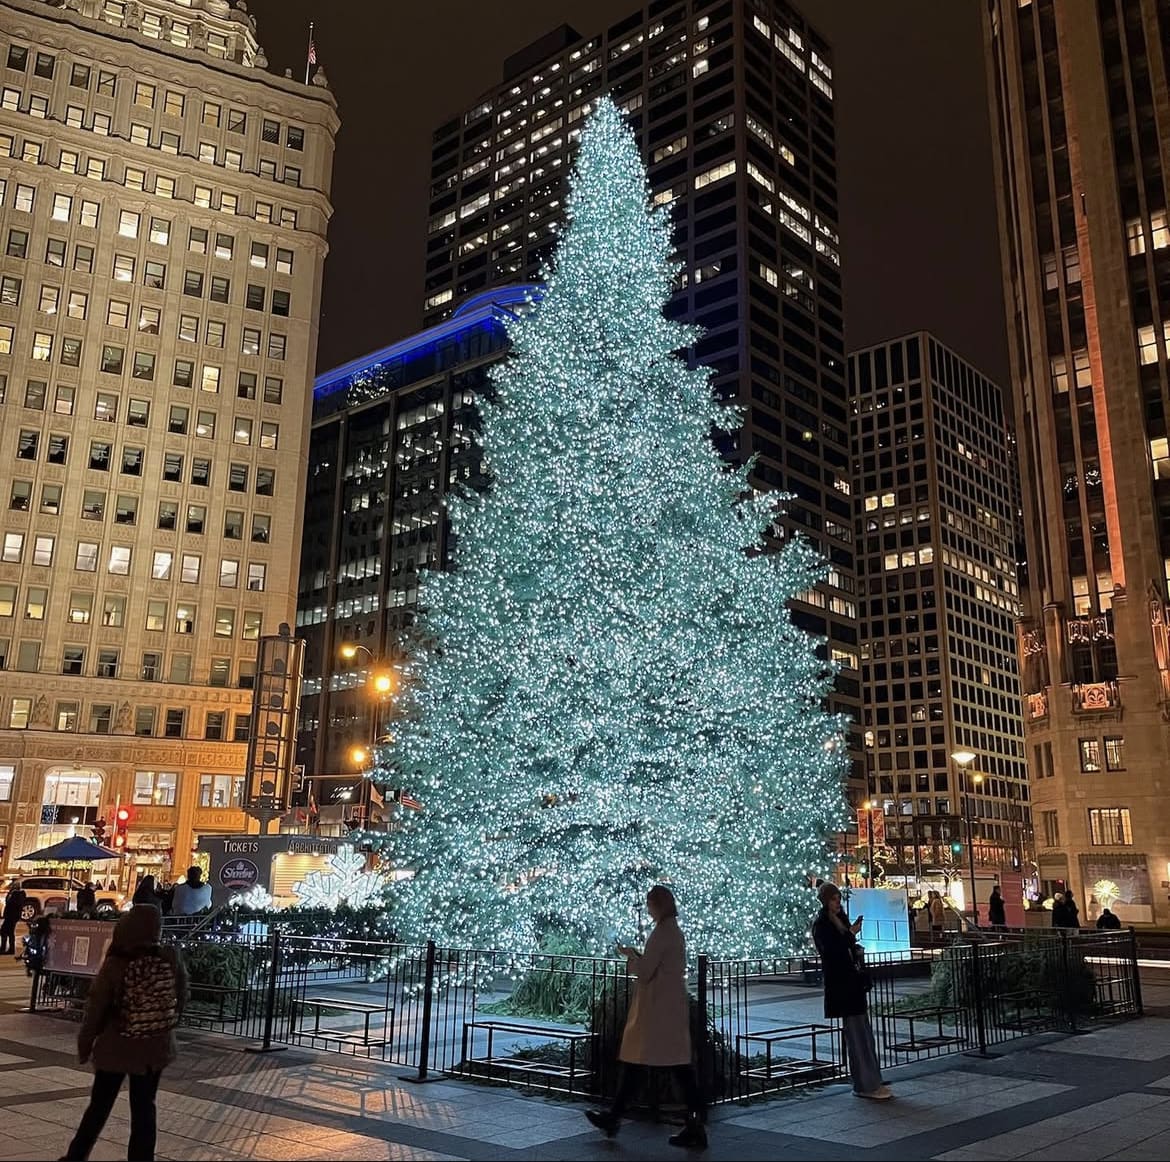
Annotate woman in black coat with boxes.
[811,883,891,1100]
[988,886,1007,929]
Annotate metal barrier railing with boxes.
[29,925,1141,1106]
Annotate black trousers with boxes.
[0,924,16,955]
[64,1068,162,1161]
[610,1062,704,1123]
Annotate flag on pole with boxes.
[304,22,316,83]
[399,792,422,811]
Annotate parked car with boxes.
[10,876,122,921]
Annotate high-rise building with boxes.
[296,287,528,779]
[985,0,1170,922]
[422,0,863,779]
[0,0,337,881]
[850,333,1028,905]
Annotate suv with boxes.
[10,877,122,921]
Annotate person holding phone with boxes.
[811,882,891,1101]
[585,885,706,1149]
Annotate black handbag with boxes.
[851,942,874,992]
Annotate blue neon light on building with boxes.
[312,284,540,403]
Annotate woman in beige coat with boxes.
[586,885,706,1150]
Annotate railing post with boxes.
[417,940,436,1081]
[1060,930,1077,1033]
[28,969,39,1013]
[967,941,990,1057]
[245,928,286,1054]
[1128,927,1144,1016]
[696,955,709,1118]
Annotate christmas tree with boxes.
[375,97,847,957]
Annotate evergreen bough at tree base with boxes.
[371,96,848,957]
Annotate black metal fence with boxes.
[30,926,1141,1107]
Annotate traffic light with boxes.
[951,841,963,855]
[91,818,107,846]
[113,807,131,850]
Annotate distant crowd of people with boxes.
[127,866,213,917]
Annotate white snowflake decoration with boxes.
[230,884,275,910]
[292,847,386,910]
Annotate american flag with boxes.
[307,38,316,66]
[399,792,422,811]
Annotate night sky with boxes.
[245,0,1008,387]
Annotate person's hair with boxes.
[991,885,1001,894]
[817,881,841,906]
[647,884,678,918]
[186,865,202,882]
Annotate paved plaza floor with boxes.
[0,959,1168,1161]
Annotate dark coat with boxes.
[76,886,97,912]
[78,905,188,1074]
[1096,910,1121,930]
[1,889,26,928]
[812,909,868,1019]
[1052,900,1079,929]
[988,892,1006,926]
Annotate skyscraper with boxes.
[297,287,527,779]
[985,0,1170,922]
[850,333,1027,904]
[420,0,862,777]
[0,0,337,877]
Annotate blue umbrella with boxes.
[17,836,121,864]
[17,836,123,912]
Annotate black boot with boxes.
[586,1109,620,1137]
[669,1119,708,1150]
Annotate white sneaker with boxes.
[856,1085,893,1101]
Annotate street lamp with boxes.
[862,799,876,889]
[337,643,396,743]
[952,750,980,923]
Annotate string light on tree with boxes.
[369,97,847,957]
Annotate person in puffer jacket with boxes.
[60,904,188,1162]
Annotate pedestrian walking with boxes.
[60,904,187,1162]
[584,885,707,1150]
[812,881,892,1101]
[1052,890,1079,928]
[988,885,1006,930]
[1,879,27,956]
[1096,908,1121,930]
[76,883,97,915]
[928,890,945,935]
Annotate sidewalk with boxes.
[0,960,1168,1161]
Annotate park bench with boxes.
[296,995,393,1050]
[185,982,250,1026]
[461,1018,596,1092]
[997,989,1049,1032]
[800,957,823,986]
[735,1023,838,1083]
[885,1005,965,1053]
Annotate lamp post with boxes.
[952,749,980,923]
[337,643,395,747]
[862,799,876,889]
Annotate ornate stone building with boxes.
[0,0,337,883]
[985,0,1170,922]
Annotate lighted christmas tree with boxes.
[375,97,846,957]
